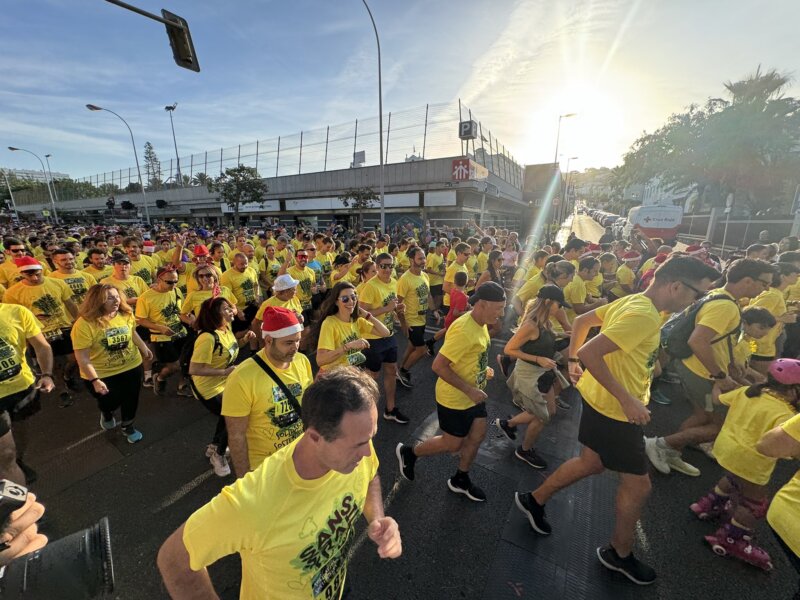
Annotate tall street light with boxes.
[44,153,60,204]
[361,0,385,233]
[1,169,20,221]
[164,102,183,185]
[550,112,576,236]
[8,146,58,222]
[86,103,150,223]
[561,156,578,224]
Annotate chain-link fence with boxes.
[15,100,523,207]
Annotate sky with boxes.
[2,0,799,180]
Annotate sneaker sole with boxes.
[666,460,700,477]
[395,376,413,389]
[514,492,550,535]
[383,414,410,424]
[514,449,547,469]
[493,419,516,441]
[446,479,485,502]
[395,443,414,481]
[596,547,656,585]
[644,439,671,475]
[100,415,116,431]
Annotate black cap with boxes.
[564,237,587,252]
[538,284,571,308]
[111,252,130,264]
[469,281,506,305]
[333,254,351,267]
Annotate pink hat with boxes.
[14,256,42,271]
[261,306,303,338]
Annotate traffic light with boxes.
[162,10,200,72]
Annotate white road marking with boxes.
[155,471,214,512]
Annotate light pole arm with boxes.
[362,0,385,233]
[100,107,150,223]
[11,148,58,222]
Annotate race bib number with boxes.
[0,338,22,382]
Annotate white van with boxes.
[623,204,684,241]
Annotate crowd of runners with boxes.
[0,217,799,597]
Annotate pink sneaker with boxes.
[690,492,729,521]
[704,524,773,571]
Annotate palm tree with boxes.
[191,172,210,187]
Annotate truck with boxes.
[623,204,684,242]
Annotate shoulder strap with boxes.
[251,354,302,414]
[702,295,742,346]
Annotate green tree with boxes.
[338,187,378,230]
[191,172,210,186]
[143,142,162,191]
[207,165,268,223]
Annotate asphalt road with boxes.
[14,218,797,599]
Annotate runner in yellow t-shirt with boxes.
[397,247,431,382]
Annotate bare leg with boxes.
[532,445,605,505]
[457,418,487,472]
[610,472,652,556]
[383,362,397,412]
[413,432,463,457]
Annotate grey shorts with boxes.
[507,360,552,423]
[675,360,718,413]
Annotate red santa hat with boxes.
[261,306,303,339]
[580,243,602,258]
[14,256,43,271]
[622,251,641,262]
[193,244,210,257]
[654,253,669,264]
[686,245,704,256]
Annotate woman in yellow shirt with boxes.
[690,359,800,571]
[181,265,235,320]
[355,260,377,296]
[749,263,799,372]
[315,282,389,371]
[71,284,152,444]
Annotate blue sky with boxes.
[2,0,798,179]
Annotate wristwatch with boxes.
[710,371,727,380]
[568,358,581,363]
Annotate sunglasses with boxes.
[378,263,393,270]
[678,280,705,300]
[197,273,215,279]
[9,248,25,254]
[162,279,178,285]
[339,294,358,303]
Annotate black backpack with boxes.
[661,294,740,359]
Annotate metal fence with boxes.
[15,101,524,207]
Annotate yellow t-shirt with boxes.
[221,351,313,467]
[129,256,156,285]
[261,258,282,287]
[220,268,259,310]
[287,265,316,312]
[476,252,489,274]
[732,333,758,369]
[443,262,468,307]
[0,283,5,303]
[609,264,635,298]
[359,277,398,338]
[135,288,186,342]
[465,255,479,291]
[396,251,410,276]
[182,435,378,600]
[180,287,236,318]
[156,249,174,265]
[318,252,335,287]
[585,272,603,298]
[563,276,587,323]
[749,287,786,357]
[4,279,74,335]
[785,281,800,303]
[290,238,304,251]
[767,413,800,556]
[48,271,97,306]
[0,259,50,288]
[682,289,740,379]
[576,294,662,422]
[83,264,113,282]
[317,316,373,370]
[446,248,457,264]
[255,294,303,321]
[0,304,41,397]
[274,248,289,265]
[435,313,490,410]
[71,313,142,379]
[190,327,239,400]
[425,253,445,287]
[639,257,656,275]
[515,275,546,310]
[396,270,429,327]
[525,265,542,281]
[105,275,149,303]
[714,387,796,485]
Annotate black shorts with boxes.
[46,328,74,357]
[362,336,398,371]
[578,399,648,475]
[154,336,187,364]
[135,325,151,343]
[436,402,487,438]
[430,284,443,298]
[407,325,426,347]
[0,386,41,437]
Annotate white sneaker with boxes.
[665,451,700,476]
[696,442,716,461]
[644,437,670,474]
[209,451,231,477]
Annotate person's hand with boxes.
[620,397,650,425]
[0,492,47,568]
[224,366,237,376]
[718,375,738,393]
[394,301,405,314]
[467,386,488,404]
[243,330,257,343]
[368,517,402,559]
[386,298,398,312]
[92,379,109,395]
[345,339,370,351]
[568,361,583,384]
[486,366,494,380]
[161,325,175,336]
[174,233,187,247]
[140,346,154,361]
[535,356,557,370]
[35,374,54,393]
[781,312,798,324]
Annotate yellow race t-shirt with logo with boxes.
[71,312,142,379]
[4,279,74,336]
[83,264,113,282]
[0,304,41,397]
[190,327,239,400]
[220,268,259,310]
[182,435,378,600]
[255,295,303,321]
[396,270,429,327]
[767,412,800,557]
[396,251,410,276]
[425,253,445,287]
[221,350,313,467]
[435,313,490,410]
[358,277,398,338]
[576,294,662,422]
[287,265,316,312]
[476,252,489,274]
[713,387,795,485]
[443,262,468,307]
[49,271,97,306]
[105,275,149,303]
[585,272,603,298]
[317,316,373,371]
[748,287,787,357]
[135,288,186,343]
[129,256,156,285]
[180,287,236,318]
[515,275,546,310]
[609,264,635,298]
[682,289,740,379]
[261,258,282,289]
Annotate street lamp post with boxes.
[8,146,58,222]
[164,102,182,185]
[551,113,576,236]
[44,154,60,204]
[86,103,150,223]
[361,0,385,233]
[1,170,20,220]
[561,156,578,224]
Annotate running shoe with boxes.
[665,450,700,476]
[209,451,231,477]
[396,369,413,388]
[596,545,657,585]
[447,473,486,502]
[63,374,79,391]
[515,447,548,469]
[176,384,193,397]
[143,376,153,388]
[425,338,437,357]
[58,391,74,408]
[100,413,116,431]
[122,426,143,444]
[644,437,670,474]
[650,389,672,406]
[514,492,551,535]
[696,442,716,460]
[384,407,410,424]
[493,417,517,441]
[395,443,417,481]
